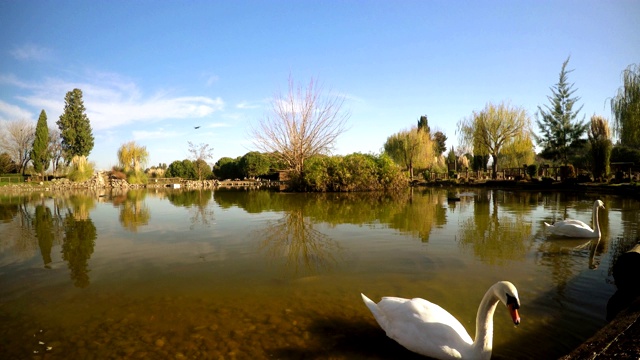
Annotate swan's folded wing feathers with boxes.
[548,222,593,237]
[557,219,589,226]
[375,297,473,358]
[409,298,473,344]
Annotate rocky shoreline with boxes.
[0,172,280,193]
[418,178,640,198]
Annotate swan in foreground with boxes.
[361,281,521,359]
[544,200,605,238]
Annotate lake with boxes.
[0,187,638,359]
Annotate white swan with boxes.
[361,281,521,360]
[544,200,605,238]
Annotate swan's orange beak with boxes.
[508,303,520,325]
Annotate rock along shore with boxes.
[0,172,280,193]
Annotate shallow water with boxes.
[0,187,637,359]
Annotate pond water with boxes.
[0,187,638,359]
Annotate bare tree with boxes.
[0,119,36,174]
[250,76,350,174]
[188,141,214,181]
[48,127,64,175]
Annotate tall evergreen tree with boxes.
[535,57,587,165]
[30,110,51,179]
[417,115,430,133]
[57,88,94,163]
[432,131,447,156]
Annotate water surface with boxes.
[0,187,638,359]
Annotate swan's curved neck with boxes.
[472,288,499,356]
[592,203,601,236]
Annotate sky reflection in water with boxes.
[0,188,637,359]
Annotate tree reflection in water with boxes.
[259,207,342,275]
[386,188,447,243]
[34,205,54,268]
[115,189,150,232]
[456,191,532,265]
[167,189,214,228]
[61,212,97,288]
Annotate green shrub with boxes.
[298,153,406,192]
[375,153,407,190]
[126,170,148,184]
[526,164,538,178]
[68,155,94,182]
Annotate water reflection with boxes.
[61,206,97,288]
[457,191,532,264]
[114,190,150,232]
[387,188,447,243]
[538,237,603,270]
[259,206,341,275]
[0,201,18,222]
[2,188,639,359]
[215,188,448,243]
[168,189,214,227]
[34,205,55,268]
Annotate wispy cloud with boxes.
[10,43,52,61]
[236,101,262,110]
[336,92,365,103]
[0,100,33,121]
[1,72,225,131]
[205,74,219,87]
[204,122,230,129]
[132,129,181,141]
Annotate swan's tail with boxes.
[544,222,553,228]
[361,293,378,313]
[361,293,386,327]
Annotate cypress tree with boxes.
[30,110,50,179]
[57,88,94,162]
[535,57,587,165]
[417,115,430,133]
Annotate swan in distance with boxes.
[361,281,521,360]
[544,200,605,238]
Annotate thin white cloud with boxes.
[0,100,33,121]
[2,72,225,131]
[236,101,261,109]
[336,92,364,103]
[10,43,52,61]
[204,122,230,129]
[132,129,181,141]
[205,74,219,87]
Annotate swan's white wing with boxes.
[554,219,589,227]
[375,296,473,359]
[546,221,595,237]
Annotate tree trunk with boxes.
[491,154,498,179]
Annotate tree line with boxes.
[1,88,95,180]
[1,60,639,191]
[383,58,640,182]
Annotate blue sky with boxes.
[1,1,639,171]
